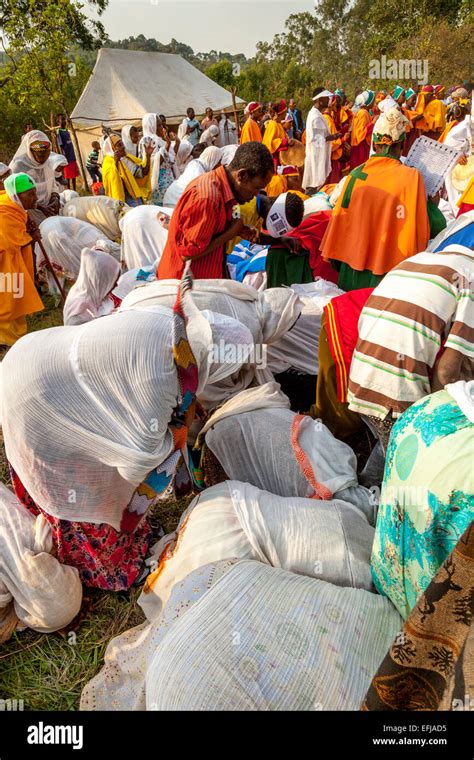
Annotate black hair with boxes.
[228,142,274,179]
[284,191,304,228]
[159,114,166,121]
[191,142,207,159]
[187,107,195,116]
[312,86,325,99]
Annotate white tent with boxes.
[71,48,245,167]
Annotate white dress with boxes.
[302,106,332,190]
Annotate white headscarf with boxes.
[162,147,222,207]
[377,96,398,114]
[220,145,238,167]
[0,161,11,179]
[198,146,222,172]
[63,248,121,326]
[199,124,220,145]
[174,139,194,177]
[121,125,140,175]
[9,130,56,205]
[373,106,409,143]
[49,152,68,172]
[139,113,170,192]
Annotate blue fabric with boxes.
[433,222,474,251]
[227,240,269,282]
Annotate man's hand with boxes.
[288,138,296,147]
[281,235,302,254]
[26,218,42,242]
[242,225,260,244]
[457,154,468,166]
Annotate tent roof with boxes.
[71,48,245,128]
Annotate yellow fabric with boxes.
[0,194,44,342]
[458,175,474,207]
[102,153,149,202]
[324,113,342,160]
[265,174,287,197]
[351,109,372,147]
[0,317,27,346]
[226,198,263,254]
[321,156,430,276]
[423,99,446,133]
[439,120,457,144]
[240,118,262,144]
[402,107,418,133]
[262,120,286,155]
[288,189,309,201]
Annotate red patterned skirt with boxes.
[9,465,152,591]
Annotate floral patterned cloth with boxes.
[371,390,474,618]
[150,163,175,206]
[9,465,152,592]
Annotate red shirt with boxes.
[157,165,237,280]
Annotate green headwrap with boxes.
[393,85,405,100]
[4,172,36,195]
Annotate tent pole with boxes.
[231,87,240,139]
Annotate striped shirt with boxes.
[157,165,237,280]
[348,244,474,419]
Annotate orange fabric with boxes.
[265,174,287,197]
[402,107,418,133]
[0,194,44,327]
[320,156,430,276]
[240,117,262,144]
[291,414,333,500]
[157,165,236,280]
[438,120,457,144]
[351,109,372,147]
[301,129,306,146]
[262,119,286,155]
[323,113,342,160]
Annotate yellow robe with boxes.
[240,118,262,144]
[265,174,287,197]
[262,120,287,156]
[0,194,44,346]
[102,153,150,203]
[324,113,342,160]
[351,109,372,147]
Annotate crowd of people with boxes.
[0,78,473,712]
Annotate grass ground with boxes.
[0,296,191,710]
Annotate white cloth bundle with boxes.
[9,130,56,205]
[119,205,170,270]
[202,392,372,513]
[120,279,302,408]
[120,279,301,346]
[38,216,119,292]
[62,195,128,241]
[145,560,401,711]
[267,280,343,375]
[138,479,376,622]
[63,248,120,326]
[81,558,400,711]
[1,307,255,529]
[0,483,82,634]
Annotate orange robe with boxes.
[240,117,262,144]
[351,109,373,147]
[0,193,44,346]
[262,120,287,155]
[321,156,430,276]
[265,174,287,196]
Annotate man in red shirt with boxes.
[157,142,274,280]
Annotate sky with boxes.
[92,0,315,58]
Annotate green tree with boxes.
[0,0,108,181]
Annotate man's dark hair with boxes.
[312,86,324,99]
[187,107,195,116]
[191,143,207,159]
[228,142,274,179]
[159,114,166,121]
[285,191,304,228]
